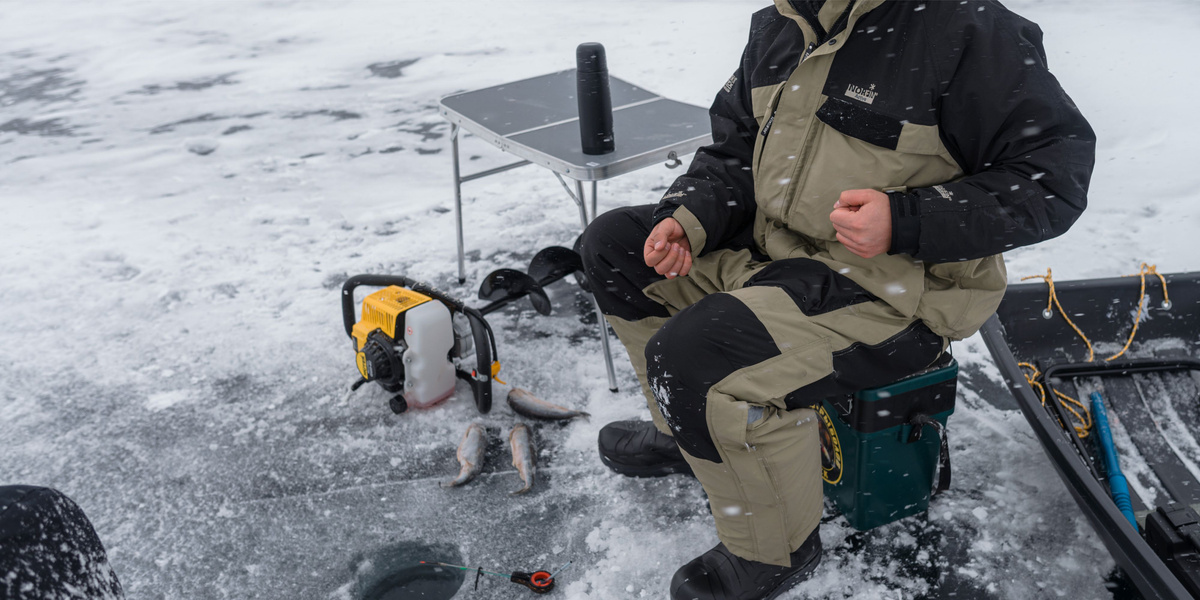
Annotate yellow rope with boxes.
[1018,362,1046,404]
[1055,390,1093,438]
[1020,268,1095,363]
[1106,263,1170,361]
[1018,362,1092,438]
[1018,263,1172,438]
[1023,264,1172,363]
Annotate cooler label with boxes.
[818,404,843,485]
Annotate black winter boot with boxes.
[670,529,822,600]
[597,420,694,477]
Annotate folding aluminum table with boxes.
[439,69,712,391]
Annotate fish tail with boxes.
[442,467,475,488]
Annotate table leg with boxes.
[551,174,618,391]
[574,180,619,392]
[451,123,466,284]
[593,295,619,393]
[573,179,590,228]
[554,174,592,229]
[591,180,598,222]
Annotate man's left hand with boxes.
[830,189,892,259]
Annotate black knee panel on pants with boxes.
[576,205,669,321]
[646,293,780,463]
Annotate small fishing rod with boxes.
[421,560,571,594]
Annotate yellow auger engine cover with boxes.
[342,268,533,415]
[351,286,456,410]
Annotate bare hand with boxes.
[829,189,892,259]
[644,217,692,279]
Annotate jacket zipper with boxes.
[762,40,814,137]
[802,41,817,62]
[778,1,857,225]
[762,0,853,139]
[753,80,789,175]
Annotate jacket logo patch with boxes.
[723,74,737,93]
[844,83,878,105]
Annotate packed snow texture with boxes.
[2,1,1198,598]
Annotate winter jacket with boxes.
[653,0,1096,340]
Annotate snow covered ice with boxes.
[2,1,1199,599]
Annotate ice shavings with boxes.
[145,389,191,412]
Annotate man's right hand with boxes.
[644,217,692,279]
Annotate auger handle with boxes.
[340,274,417,337]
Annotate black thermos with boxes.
[576,42,615,155]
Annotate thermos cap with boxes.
[576,42,607,74]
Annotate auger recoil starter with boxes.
[341,246,583,415]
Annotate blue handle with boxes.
[1091,391,1138,531]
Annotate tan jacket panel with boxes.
[743,0,1004,340]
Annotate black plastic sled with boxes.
[982,271,1200,600]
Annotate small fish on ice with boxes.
[442,422,487,488]
[509,423,536,495]
[507,388,590,421]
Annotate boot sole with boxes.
[764,552,822,600]
[598,452,695,478]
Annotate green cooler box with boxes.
[818,358,958,531]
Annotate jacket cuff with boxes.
[668,205,708,257]
[887,190,921,256]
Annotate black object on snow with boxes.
[669,528,822,600]
[0,485,124,599]
[597,419,695,478]
[1145,504,1200,598]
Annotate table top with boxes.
[439,69,712,180]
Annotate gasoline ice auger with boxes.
[341,246,583,415]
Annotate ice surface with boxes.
[2,1,1199,599]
